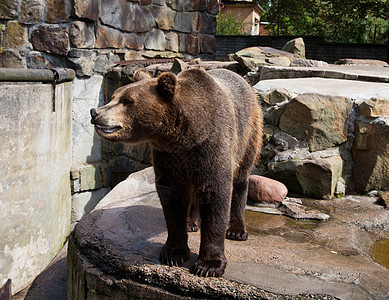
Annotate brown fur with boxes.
[91,68,263,277]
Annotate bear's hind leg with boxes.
[187,199,200,232]
[156,180,190,267]
[226,172,249,241]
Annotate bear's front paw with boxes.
[159,244,190,267]
[226,228,248,241]
[192,258,227,277]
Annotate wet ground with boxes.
[63,168,389,300]
[17,171,389,300]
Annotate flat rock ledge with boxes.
[67,167,389,300]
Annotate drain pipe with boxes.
[0,68,75,83]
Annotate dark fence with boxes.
[216,35,388,63]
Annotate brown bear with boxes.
[90,68,263,277]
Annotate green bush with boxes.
[217,11,246,35]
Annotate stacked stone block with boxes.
[0,0,219,71]
[255,85,389,199]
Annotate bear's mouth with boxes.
[95,124,122,134]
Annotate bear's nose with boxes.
[90,108,98,124]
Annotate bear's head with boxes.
[90,70,178,144]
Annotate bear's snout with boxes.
[90,108,98,124]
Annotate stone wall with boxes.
[0,0,219,70]
[216,35,388,63]
[0,0,220,226]
[0,70,73,293]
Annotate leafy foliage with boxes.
[216,11,246,35]
[256,0,389,44]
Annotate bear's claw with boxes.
[192,258,226,277]
[159,245,190,267]
[226,228,248,241]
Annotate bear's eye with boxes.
[122,98,133,106]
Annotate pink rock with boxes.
[248,175,288,203]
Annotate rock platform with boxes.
[67,167,389,300]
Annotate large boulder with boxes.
[353,118,389,193]
[359,98,389,117]
[268,155,343,199]
[281,37,305,59]
[279,93,353,152]
[233,46,293,71]
[296,156,343,199]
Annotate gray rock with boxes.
[0,49,24,68]
[174,12,198,33]
[123,33,144,51]
[151,4,176,30]
[133,4,155,33]
[70,21,95,49]
[278,198,330,220]
[261,88,292,106]
[290,59,329,67]
[144,29,165,51]
[95,25,123,49]
[45,0,70,23]
[268,160,303,194]
[165,32,179,52]
[94,51,120,74]
[279,93,353,152]
[68,54,96,77]
[359,97,389,117]
[19,0,43,24]
[3,21,27,49]
[100,0,134,32]
[353,118,389,193]
[73,0,100,21]
[281,37,305,59]
[170,58,189,74]
[233,46,293,71]
[30,24,70,55]
[0,0,19,19]
[184,34,199,56]
[296,156,343,199]
[263,102,288,126]
[338,58,389,67]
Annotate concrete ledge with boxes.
[259,65,389,83]
[254,77,389,103]
[67,167,389,299]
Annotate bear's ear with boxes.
[157,72,177,102]
[133,69,152,81]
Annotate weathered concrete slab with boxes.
[0,80,72,294]
[258,65,389,83]
[254,77,389,104]
[68,167,389,299]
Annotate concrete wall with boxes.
[215,35,388,63]
[0,72,73,293]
